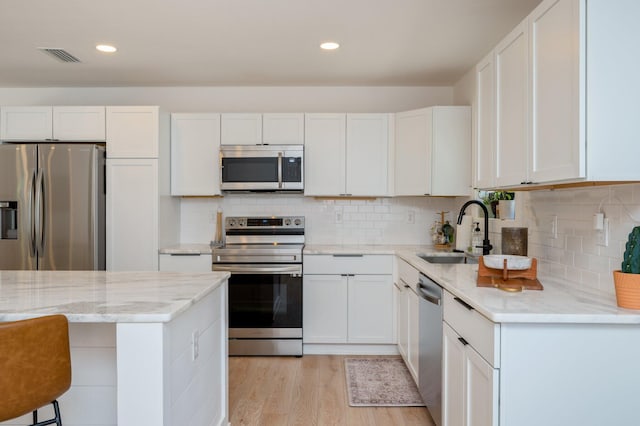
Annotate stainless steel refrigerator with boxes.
[0,143,105,270]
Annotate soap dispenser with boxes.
[472,222,482,255]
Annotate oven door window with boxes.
[228,273,302,328]
[221,157,278,182]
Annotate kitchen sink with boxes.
[418,254,478,264]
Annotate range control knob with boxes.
[228,219,236,227]
[284,218,292,226]
[294,218,302,226]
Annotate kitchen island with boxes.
[0,270,230,426]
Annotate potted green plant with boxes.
[481,191,515,218]
[613,226,640,309]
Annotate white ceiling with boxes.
[0,0,542,88]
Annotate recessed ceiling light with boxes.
[320,42,340,51]
[96,44,117,53]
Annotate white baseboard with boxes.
[303,344,399,355]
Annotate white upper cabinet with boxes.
[170,113,221,196]
[1,106,105,141]
[528,0,583,183]
[221,113,304,145]
[495,20,529,187]
[106,106,159,158]
[474,54,496,189]
[346,114,390,196]
[304,113,390,197]
[220,113,262,145]
[395,106,471,196]
[304,113,346,196]
[262,113,304,145]
[475,0,640,188]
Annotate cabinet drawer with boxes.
[443,290,500,367]
[159,253,213,272]
[303,254,392,275]
[397,258,420,288]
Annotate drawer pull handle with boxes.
[454,297,474,311]
[332,254,364,258]
[458,337,469,346]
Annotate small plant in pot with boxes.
[613,226,640,309]
[481,191,515,218]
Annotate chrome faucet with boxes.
[456,200,493,255]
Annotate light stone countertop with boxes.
[304,244,640,324]
[0,270,229,323]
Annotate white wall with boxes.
[181,195,463,246]
[0,86,453,113]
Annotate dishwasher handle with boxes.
[418,283,441,305]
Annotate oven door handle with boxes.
[213,264,302,275]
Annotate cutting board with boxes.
[476,256,543,291]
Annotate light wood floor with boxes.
[229,355,435,426]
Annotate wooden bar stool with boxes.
[0,315,72,426]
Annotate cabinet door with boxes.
[443,323,465,426]
[53,106,106,141]
[220,113,262,145]
[394,108,429,196]
[0,106,52,140]
[346,114,389,196]
[396,282,409,360]
[106,106,159,158]
[106,158,158,271]
[302,274,348,343]
[170,113,221,196]
[474,53,496,189]
[303,114,346,196]
[465,345,499,426]
[431,107,472,196]
[495,21,529,187]
[407,287,420,381]
[347,274,394,344]
[159,254,213,272]
[529,0,583,183]
[262,113,304,145]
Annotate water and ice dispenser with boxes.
[0,201,18,240]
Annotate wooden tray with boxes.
[476,257,543,291]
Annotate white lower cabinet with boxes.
[159,253,213,272]
[443,289,500,426]
[396,258,421,381]
[443,322,498,426]
[303,255,394,345]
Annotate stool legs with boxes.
[31,400,62,426]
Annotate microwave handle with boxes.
[277,152,283,189]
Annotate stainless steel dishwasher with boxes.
[418,272,443,426]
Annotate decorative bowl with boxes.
[483,254,532,270]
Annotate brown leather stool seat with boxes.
[0,315,72,426]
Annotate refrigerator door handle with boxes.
[35,168,45,256]
[29,169,37,258]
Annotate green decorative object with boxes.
[621,226,640,274]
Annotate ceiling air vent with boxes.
[38,48,81,63]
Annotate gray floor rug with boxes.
[344,358,426,407]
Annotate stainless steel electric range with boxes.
[212,216,304,356]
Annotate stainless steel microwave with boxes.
[220,145,304,192]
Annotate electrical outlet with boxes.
[335,211,343,224]
[596,218,609,247]
[551,215,558,239]
[191,330,200,361]
[407,210,415,224]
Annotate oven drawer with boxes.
[303,254,393,275]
